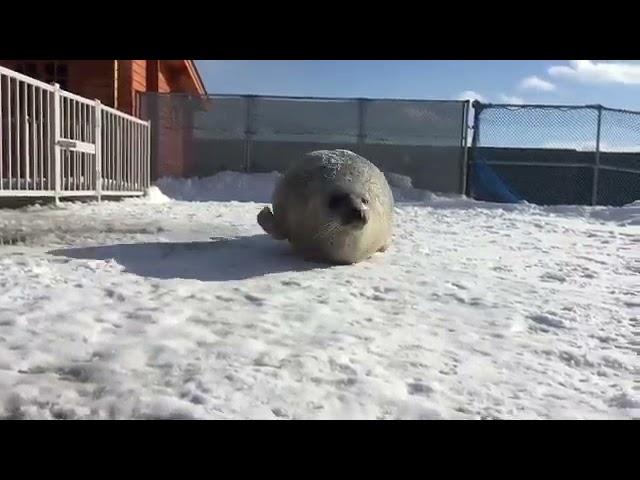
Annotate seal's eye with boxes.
[361,197,369,205]
[328,193,348,211]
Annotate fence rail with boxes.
[0,65,151,203]
[469,101,640,206]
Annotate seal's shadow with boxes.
[48,234,328,281]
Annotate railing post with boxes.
[591,105,602,206]
[148,120,152,188]
[116,121,121,191]
[52,83,61,205]
[94,99,102,202]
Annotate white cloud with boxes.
[456,90,486,102]
[519,75,556,91]
[548,60,640,85]
[499,94,525,104]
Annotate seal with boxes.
[257,149,394,264]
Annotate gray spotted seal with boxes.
[257,149,394,264]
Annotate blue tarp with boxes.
[471,159,523,203]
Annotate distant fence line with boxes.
[139,92,640,207]
[140,93,471,195]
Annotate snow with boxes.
[154,172,283,203]
[0,171,638,419]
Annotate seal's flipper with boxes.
[257,206,287,240]
[377,242,390,253]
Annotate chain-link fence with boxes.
[469,102,640,206]
[139,93,470,195]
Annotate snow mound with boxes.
[384,172,414,189]
[154,171,283,203]
[144,186,171,204]
[544,202,640,226]
[590,203,640,226]
[149,171,639,227]
[152,171,450,205]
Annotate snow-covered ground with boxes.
[0,172,638,419]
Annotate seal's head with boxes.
[258,150,394,265]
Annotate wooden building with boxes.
[0,60,208,179]
[0,60,206,115]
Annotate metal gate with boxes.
[0,65,151,203]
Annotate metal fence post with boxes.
[471,100,482,148]
[357,98,367,155]
[466,101,483,198]
[52,82,61,205]
[591,105,602,206]
[244,95,255,173]
[94,99,102,202]
[460,100,471,195]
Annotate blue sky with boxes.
[195,60,640,111]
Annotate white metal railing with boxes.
[0,65,150,202]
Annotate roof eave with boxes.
[184,60,207,96]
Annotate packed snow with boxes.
[0,171,638,420]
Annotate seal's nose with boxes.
[329,192,369,226]
[343,194,368,226]
[345,205,367,224]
